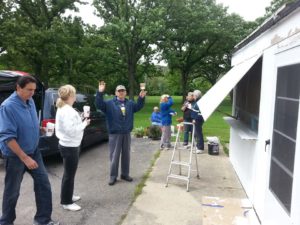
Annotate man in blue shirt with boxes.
[0,76,59,225]
[96,82,146,186]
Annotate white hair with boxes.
[193,90,202,99]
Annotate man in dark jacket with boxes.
[96,81,146,185]
[191,90,204,154]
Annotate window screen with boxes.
[235,57,262,131]
[269,63,300,214]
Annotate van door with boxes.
[263,44,300,225]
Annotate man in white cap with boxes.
[191,90,204,154]
[95,82,146,185]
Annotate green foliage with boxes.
[148,125,162,140]
[158,0,251,97]
[133,127,146,138]
[93,0,167,99]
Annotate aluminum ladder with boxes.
[165,122,200,191]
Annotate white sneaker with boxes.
[72,195,81,202]
[62,203,82,211]
[196,149,204,154]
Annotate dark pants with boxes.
[0,150,52,225]
[59,145,79,205]
[195,117,204,150]
[183,121,193,144]
[109,133,131,179]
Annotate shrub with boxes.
[148,125,162,140]
[134,127,145,138]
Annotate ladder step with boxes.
[171,161,190,166]
[168,174,189,181]
[175,146,190,150]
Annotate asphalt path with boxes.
[0,137,158,225]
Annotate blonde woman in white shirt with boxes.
[55,85,90,211]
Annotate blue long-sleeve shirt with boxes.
[160,97,176,126]
[151,112,162,126]
[0,92,40,156]
[95,91,145,134]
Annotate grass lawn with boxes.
[134,96,232,144]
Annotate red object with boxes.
[42,119,56,127]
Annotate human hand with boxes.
[23,155,38,170]
[99,81,106,92]
[40,126,47,135]
[139,90,147,98]
[84,118,91,126]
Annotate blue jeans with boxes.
[0,150,52,225]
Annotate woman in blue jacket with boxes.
[160,94,176,149]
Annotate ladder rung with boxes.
[175,147,187,150]
[168,174,189,181]
[171,161,190,166]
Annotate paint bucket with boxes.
[208,143,219,155]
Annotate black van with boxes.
[0,70,108,157]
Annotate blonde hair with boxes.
[160,94,169,103]
[56,85,76,108]
[153,106,159,111]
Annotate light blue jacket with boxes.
[0,92,39,156]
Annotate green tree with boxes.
[0,0,81,85]
[93,0,166,99]
[159,0,250,100]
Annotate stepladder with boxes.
[165,122,200,191]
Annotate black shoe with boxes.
[108,178,117,185]
[121,175,133,182]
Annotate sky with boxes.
[216,0,272,21]
[69,0,273,26]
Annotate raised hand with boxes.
[139,90,147,98]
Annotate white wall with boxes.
[230,6,300,224]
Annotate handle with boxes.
[265,139,270,152]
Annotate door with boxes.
[263,45,300,225]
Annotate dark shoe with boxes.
[108,178,117,185]
[183,142,188,146]
[121,175,133,182]
[33,220,60,225]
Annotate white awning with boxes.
[197,54,261,121]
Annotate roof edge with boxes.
[233,0,300,53]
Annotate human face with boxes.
[116,89,126,100]
[187,95,193,101]
[66,94,76,106]
[16,82,36,102]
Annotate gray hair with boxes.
[193,90,202,99]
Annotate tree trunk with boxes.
[181,71,188,103]
[127,58,136,100]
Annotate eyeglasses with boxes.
[117,90,126,92]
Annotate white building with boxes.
[199,1,300,224]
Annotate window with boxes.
[269,63,300,214]
[235,57,262,132]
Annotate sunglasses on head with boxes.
[118,89,126,92]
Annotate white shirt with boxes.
[55,104,87,147]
